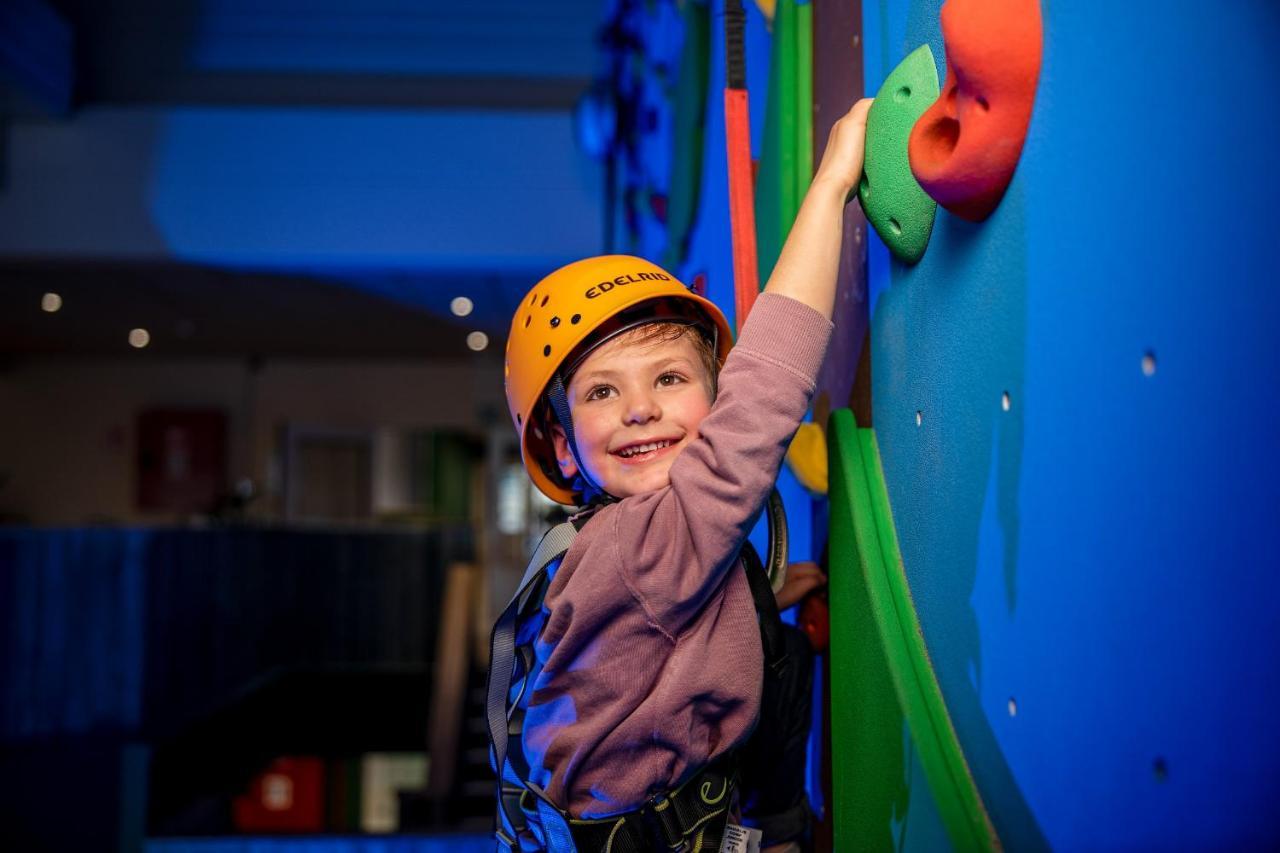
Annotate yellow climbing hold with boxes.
[786,421,829,495]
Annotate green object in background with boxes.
[410,431,479,520]
[662,0,710,272]
[827,409,997,851]
[755,0,813,286]
[858,44,939,264]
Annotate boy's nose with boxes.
[623,393,660,425]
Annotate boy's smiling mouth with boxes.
[611,437,680,462]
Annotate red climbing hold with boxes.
[799,592,829,653]
[907,0,1042,222]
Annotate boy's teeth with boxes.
[619,439,672,458]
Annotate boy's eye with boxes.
[657,372,685,387]
[585,385,614,402]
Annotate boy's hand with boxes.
[813,98,874,199]
[774,561,828,610]
[763,97,872,318]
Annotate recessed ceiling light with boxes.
[466,331,489,351]
[451,296,474,317]
[129,328,151,349]
[41,293,63,313]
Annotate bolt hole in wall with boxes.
[1142,350,1157,377]
[1153,757,1169,783]
[1007,697,1017,717]
[1001,390,1011,412]
[915,410,923,427]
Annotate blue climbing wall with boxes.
[864,0,1280,848]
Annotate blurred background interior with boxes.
[0,0,615,849]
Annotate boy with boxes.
[492,98,872,851]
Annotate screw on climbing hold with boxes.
[1142,351,1157,377]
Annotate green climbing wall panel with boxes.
[755,0,813,285]
[827,408,998,851]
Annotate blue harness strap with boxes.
[546,373,604,502]
[487,522,579,850]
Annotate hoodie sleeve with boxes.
[603,293,832,637]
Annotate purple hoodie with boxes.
[521,293,832,817]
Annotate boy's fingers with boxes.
[786,562,819,580]
[834,98,873,136]
[776,573,825,609]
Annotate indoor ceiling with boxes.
[46,0,602,110]
[0,260,504,360]
[2,0,603,359]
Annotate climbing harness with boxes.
[487,497,790,852]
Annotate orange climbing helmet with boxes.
[504,255,733,504]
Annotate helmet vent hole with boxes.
[540,295,550,307]
[543,345,552,356]
[550,316,560,328]
[524,315,531,328]
[571,314,582,324]
[529,293,537,306]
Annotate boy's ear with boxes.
[550,424,579,481]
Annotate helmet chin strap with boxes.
[546,373,606,504]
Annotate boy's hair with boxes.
[576,320,720,397]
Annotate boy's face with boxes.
[551,327,714,499]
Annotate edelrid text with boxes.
[584,272,671,299]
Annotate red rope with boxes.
[725,88,759,334]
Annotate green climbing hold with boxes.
[857,44,939,264]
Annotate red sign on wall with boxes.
[233,756,326,833]
[136,409,227,513]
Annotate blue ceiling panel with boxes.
[191,0,604,77]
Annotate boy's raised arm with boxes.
[763,98,873,320]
